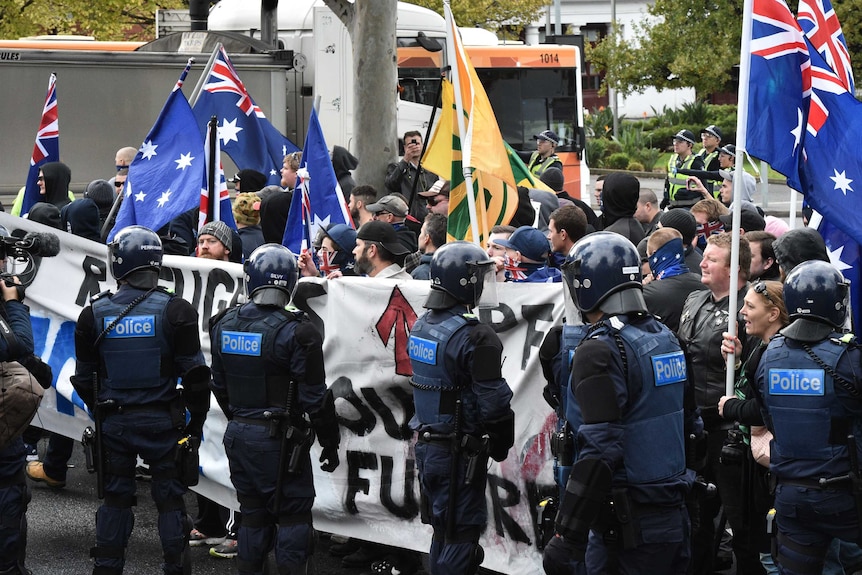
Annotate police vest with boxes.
[577,317,688,485]
[92,290,175,399]
[216,306,298,409]
[761,334,858,480]
[528,152,561,178]
[409,312,480,434]
[696,148,720,173]
[667,154,699,204]
[559,323,590,425]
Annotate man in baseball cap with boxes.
[527,130,563,178]
[353,220,412,279]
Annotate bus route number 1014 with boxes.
[540,53,559,64]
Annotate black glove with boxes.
[319,446,340,472]
[542,534,586,575]
[20,354,53,389]
[660,197,670,210]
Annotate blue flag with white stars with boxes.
[107,64,206,242]
[192,46,299,186]
[814,213,862,332]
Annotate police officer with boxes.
[543,232,695,575]
[756,260,862,574]
[209,244,340,575]
[528,130,564,178]
[0,272,37,575]
[409,241,515,575]
[72,225,211,575]
[663,129,705,209]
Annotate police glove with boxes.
[20,354,53,390]
[660,197,670,210]
[319,446,340,472]
[186,413,206,440]
[542,534,586,575]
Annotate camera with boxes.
[720,428,747,465]
[0,232,60,288]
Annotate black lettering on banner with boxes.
[487,473,531,544]
[76,256,107,307]
[360,386,415,440]
[159,266,185,299]
[292,282,327,337]
[478,303,518,333]
[520,304,554,370]
[202,268,237,323]
[345,450,378,514]
[331,377,376,436]
[191,270,203,311]
[379,455,419,519]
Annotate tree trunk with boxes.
[352,0,398,192]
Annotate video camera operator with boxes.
[0,223,56,575]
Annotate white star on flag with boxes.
[830,169,854,195]
[134,190,146,202]
[157,190,172,208]
[175,152,194,170]
[218,118,243,145]
[140,140,158,160]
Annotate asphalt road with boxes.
[23,439,410,575]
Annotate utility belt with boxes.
[100,397,185,427]
[549,422,575,466]
[419,430,489,486]
[597,488,685,550]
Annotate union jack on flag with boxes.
[192,45,299,186]
[797,0,854,92]
[199,117,236,231]
[21,73,59,216]
[745,0,811,191]
[503,254,527,282]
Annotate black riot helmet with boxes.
[244,243,298,307]
[108,225,163,282]
[426,241,496,309]
[563,231,645,315]
[781,260,848,341]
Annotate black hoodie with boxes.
[600,172,645,245]
[40,161,72,209]
[331,146,359,197]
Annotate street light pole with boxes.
[610,0,619,137]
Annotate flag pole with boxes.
[726,0,755,396]
[443,1,481,245]
[207,116,218,225]
[189,43,222,107]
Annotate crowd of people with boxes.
[0,125,860,575]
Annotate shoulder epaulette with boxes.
[89,290,112,304]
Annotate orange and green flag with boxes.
[421,3,519,243]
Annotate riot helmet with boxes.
[244,243,298,307]
[563,232,645,315]
[781,260,847,341]
[108,225,163,282]
[427,241,496,309]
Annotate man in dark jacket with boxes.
[599,173,645,246]
[385,131,438,222]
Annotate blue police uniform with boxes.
[73,286,208,575]
[0,299,36,574]
[210,302,338,575]
[554,315,694,575]
[757,333,862,574]
[409,308,514,575]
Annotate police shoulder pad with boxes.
[461,312,479,324]
[89,290,112,303]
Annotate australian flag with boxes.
[108,61,206,242]
[746,0,811,191]
[812,212,862,332]
[282,108,352,254]
[193,46,299,186]
[22,73,59,216]
[199,117,236,231]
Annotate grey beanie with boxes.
[198,220,233,251]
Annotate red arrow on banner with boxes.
[375,287,419,376]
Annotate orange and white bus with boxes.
[398,43,587,196]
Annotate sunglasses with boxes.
[753,281,776,306]
[115,180,125,188]
[426,195,446,207]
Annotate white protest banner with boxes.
[7,212,563,574]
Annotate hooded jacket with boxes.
[331,146,359,197]
[600,173,645,245]
[40,161,73,209]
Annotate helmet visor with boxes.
[471,259,498,309]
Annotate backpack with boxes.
[0,361,44,450]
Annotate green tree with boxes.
[405,0,547,31]
[0,0,186,41]
[588,0,742,98]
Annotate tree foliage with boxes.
[0,0,186,41]
[588,0,742,98]
[405,0,547,30]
